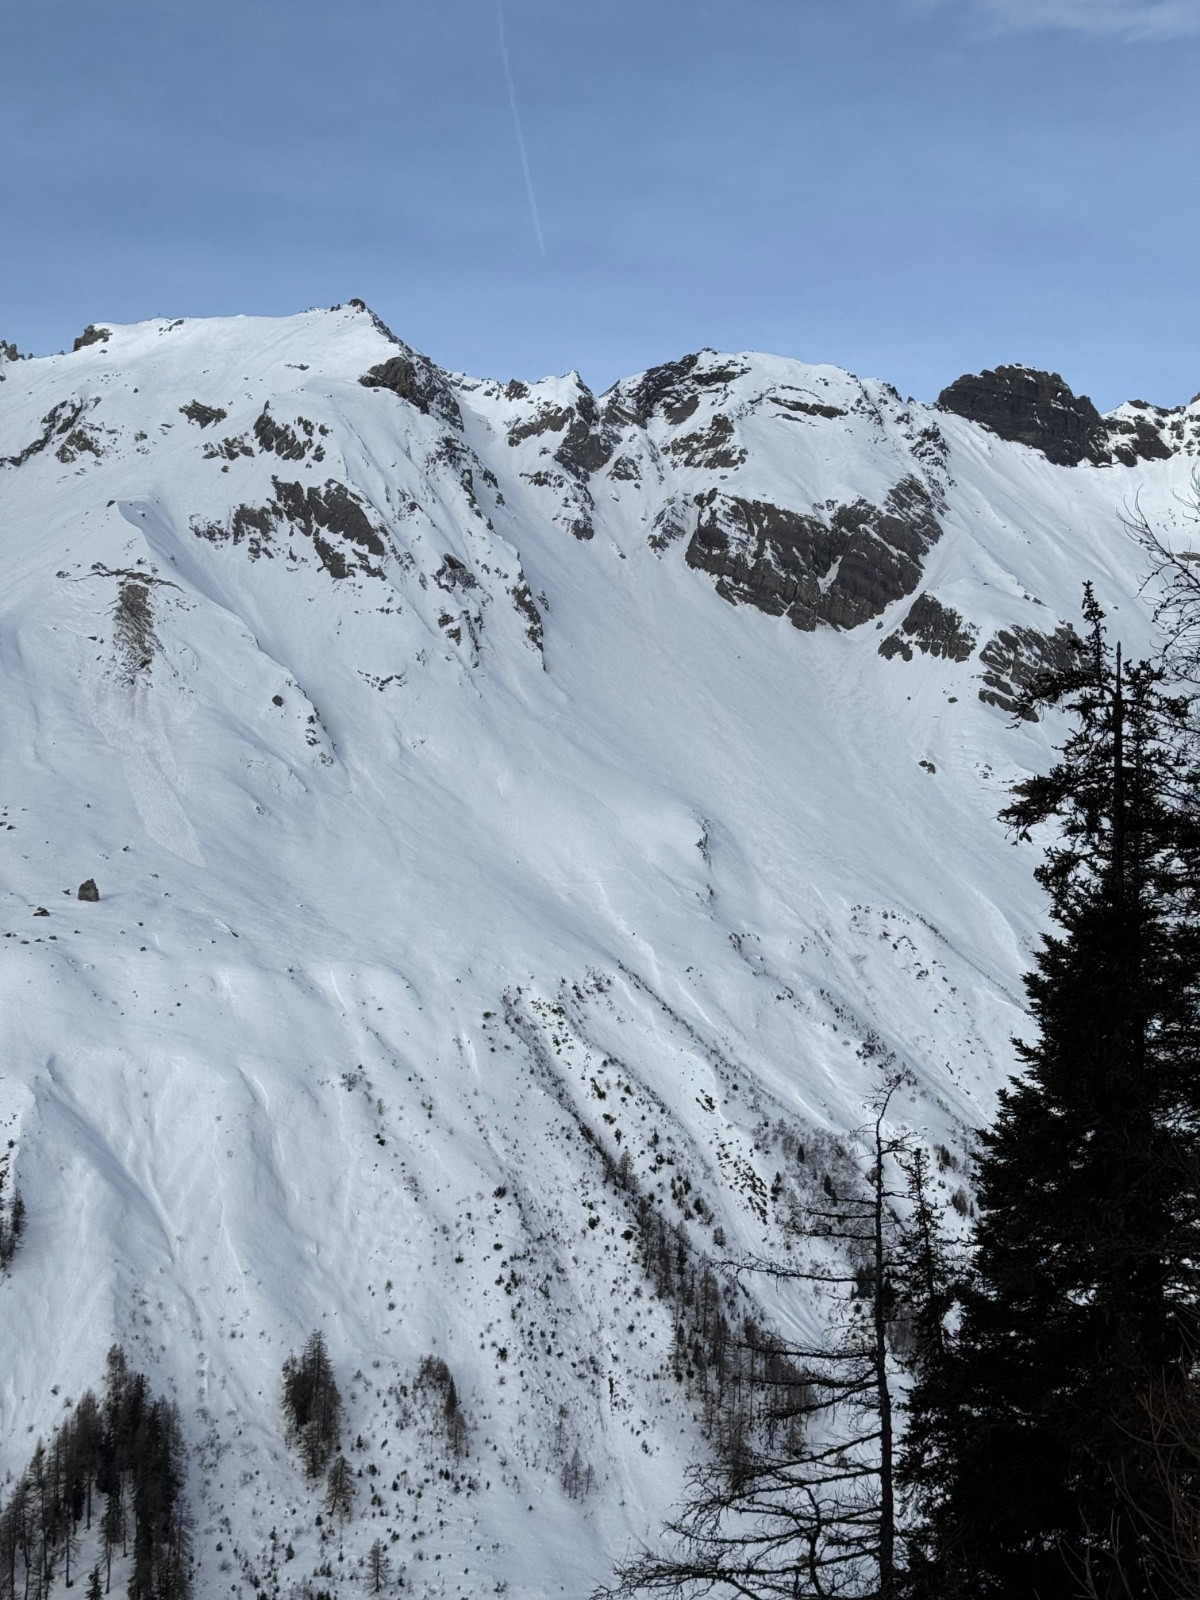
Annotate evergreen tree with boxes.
[367,1538,391,1594]
[283,1332,342,1480]
[903,591,1200,1599]
[325,1456,354,1526]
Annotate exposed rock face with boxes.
[252,405,327,462]
[878,594,977,662]
[270,479,387,579]
[72,325,111,352]
[1104,400,1181,466]
[180,401,228,429]
[607,352,751,428]
[360,353,464,432]
[662,413,747,470]
[77,879,100,902]
[685,476,943,632]
[192,479,387,581]
[977,623,1080,718]
[1,399,92,470]
[938,366,1106,467]
[507,388,617,483]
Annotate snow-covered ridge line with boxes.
[0,302,1191,1597]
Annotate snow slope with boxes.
[0,305,1195,1598]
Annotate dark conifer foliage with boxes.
[903,590,1200,1600]
[282,1331,343,1479]
[366,1536,391,1593]
[0,1346,192,1600]
[325,1455,355,1525]
[0,1166,25,1270]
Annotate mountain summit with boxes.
[0,303,1194,1597]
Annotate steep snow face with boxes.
[0,305,1192,1596]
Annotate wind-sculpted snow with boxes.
[0,303,1193,1597]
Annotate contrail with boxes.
[497,0,547,257]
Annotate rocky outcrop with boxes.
[878,594,977,662]
[253,406,327,462]
[72,325,111,352]
[685,475,943,632]
[192,478,388,581]
[606,353,751,429]
[360,352,464,432]
[662,413,746,471]
[1103,400,1189,466]
[270,479,387,579]
[977,623,1080,718]
[938,366,1106,467]
[180,401,228,429]
[1,399,92,470]
[507,388,617,483]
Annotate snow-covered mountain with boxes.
[0,303,1196,1598]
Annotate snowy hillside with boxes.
[0,303,1195,1598]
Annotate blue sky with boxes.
[3,0,1197,407]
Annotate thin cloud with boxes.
[924,0,1200,39]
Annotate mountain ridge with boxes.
[0,302,1193,1599]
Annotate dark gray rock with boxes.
[2,399,91,470]
[72,325,111,352]
[663,414,747,471]
[648,501,689,552]
[507,388,617,483]
[78,879,100,902]
[685,475,943,632]
[360,353,464,432]
[977,623,1081,718]
[937,365,1106,467]
[192,479,387,580]
[772,396,848,421]
[1103,401,1177,466]
[509,582,544,653]
[202,434,255,462]
[606,352,751,428]
[179,401,228,429]
[433,555,478,592]
[271,479,387,579]
[878,594,977,662]
[253,406,311,461]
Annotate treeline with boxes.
[0,1346,191,1600]
[604,586,1200,1600]
[611,1136,813,1475]
[903,594,1200,1600]
[0,1165,24,1270]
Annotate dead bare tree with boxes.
[1126,477,1200,683]
[600,1074,943,1600]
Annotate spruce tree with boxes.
[903,591,1200,1599]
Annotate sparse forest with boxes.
[0,1164,24,1271]
[608,586,1200,1600]
[603,1077,953,1600]
[0,1346,192,1600]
